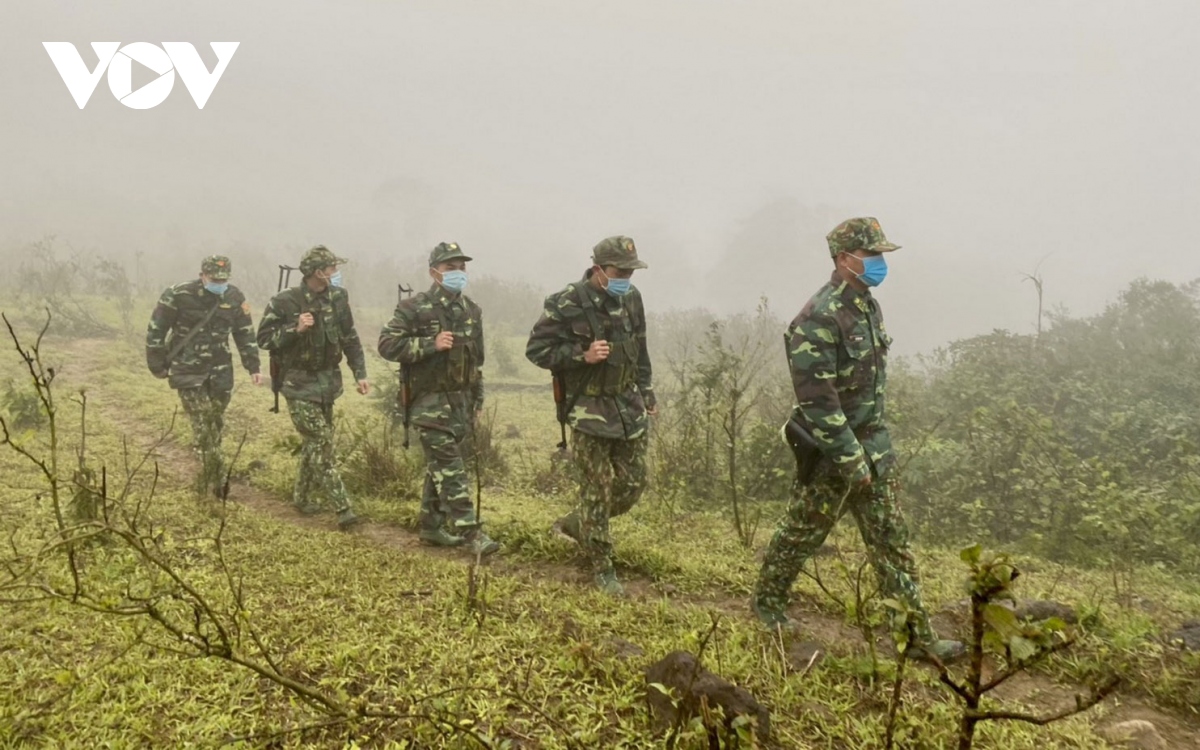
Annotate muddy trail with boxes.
[58,338,1200,749]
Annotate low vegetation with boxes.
[1,247,1198,748]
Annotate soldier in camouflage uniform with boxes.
[377,242,500,556]
[752,217,964,663]
[525,236,656,596]
[256,246,370,530]
[146,255,262,497]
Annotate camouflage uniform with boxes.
[753,218,938,644]
[378,242,497,553]
[526,236,655,592]
[256,246,367,526]
[145,255,259,496]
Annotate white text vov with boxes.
[42,42,239,109]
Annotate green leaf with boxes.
[993,562,1017,584]
[983,631,1006,654]
[960,544,983,565]
[1042,617,1068,633]
[982,603,1022,641]
[1009,635,1039,662]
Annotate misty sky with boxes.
[2,1,1196,354]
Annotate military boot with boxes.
[594,569,626,597]
[465,529,501,557]
[551,512,581,544]
[419,528,465,547]
[907,638,967,665]
[336,508,364,531]
[295,502,322,516]
[751,597,800,635]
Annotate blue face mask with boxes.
[601,270,632,297]
[204,281,229,296]
[853,255,888,287]
[440,270,468,292]
[605,278,632,297]
[328,271,343,288]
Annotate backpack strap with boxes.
[571,281,604,341]
[432,299,453,337]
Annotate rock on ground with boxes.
[644,650,770,742]
[1098,719,1166,749]
[1014,599,1078,624]
[1166,620,1200,651]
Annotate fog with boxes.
[2,1,1196,353]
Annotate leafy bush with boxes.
[895,279,1200,574]
[1,378,45,430]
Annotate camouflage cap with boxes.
[428,241,472,267]
[592,235,648,270]
[200,255,232,280]
[826,217,900,257]
[298,245,348,275]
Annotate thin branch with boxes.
[979,638,1075,693]
[970,677,1119,725]
[934,662,973,704]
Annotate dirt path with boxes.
[58,338,1200,749]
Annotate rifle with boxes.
[397,282,414,447]
[552,371,569,450]
[783,415,823,486]
[269,265,297,413]
[400,367,413,449]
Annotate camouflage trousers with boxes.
[177,384,231,494]
[569,431,648,575]
[286,398,352,514]
[417,424,477,533]
[754,470,935,643]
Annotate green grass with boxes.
[0,321,1198,748]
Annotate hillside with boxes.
[1,322,1198,749]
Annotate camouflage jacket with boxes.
[788,270,894,483]
[256,284,367,404]
[377,284,485,431]
[525,272,655,441]
[145,279,259,391]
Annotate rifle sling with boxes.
[164,302,221,364]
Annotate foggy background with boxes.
[1,1,1194,354]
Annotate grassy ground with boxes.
[1,319,1198,748]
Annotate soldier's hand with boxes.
[250,373,264,386]
[152,369,169,380]
[296,312,315,333]
[584,339,611,364]
[856,475,873,489]
[356,379,371,395]
[647,404,658,417]
[435,331,455,351]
